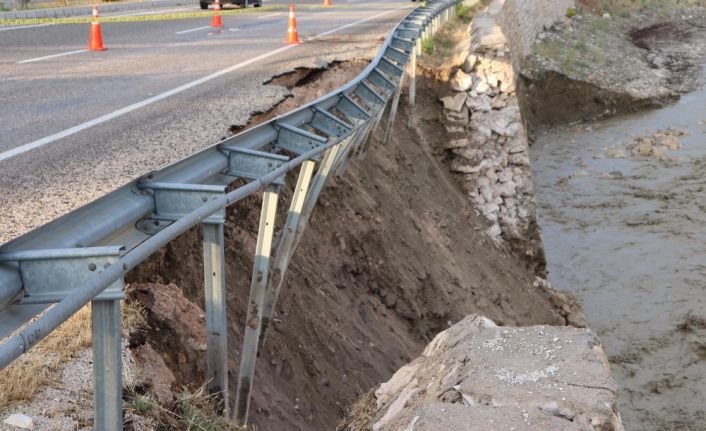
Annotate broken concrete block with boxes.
[343,314,624,431]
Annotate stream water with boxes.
[530,65,706,430]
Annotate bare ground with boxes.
[124,71,569,430]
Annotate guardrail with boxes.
[0,1,460,428]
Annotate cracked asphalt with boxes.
[0,0,413,243]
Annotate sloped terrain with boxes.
[125,76,569,430]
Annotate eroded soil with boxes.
[125,77,568,431]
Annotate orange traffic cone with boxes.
[211,0,223,28]
[88,5,106,51]
[284,4,299,44]
[323,0,332,6]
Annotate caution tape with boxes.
[0,4,347,26]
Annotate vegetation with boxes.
[0,287,145,409]
[577,0,705,14]
[455,2,472,21]
[421,36,435,55]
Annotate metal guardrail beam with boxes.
[0,0,461,428]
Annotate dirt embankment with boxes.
[122,63,570,430]
[518,0,706,129]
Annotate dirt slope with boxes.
[125,75,566,431]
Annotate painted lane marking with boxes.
[0,23,51,32]
[175,24,212,34]
[110,7,193,18]
[17,49,89,64]
[256,12,281,19]
[0,6,407,163]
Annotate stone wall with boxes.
[431,0,574,262]
[497,0,575,67]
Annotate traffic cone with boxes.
[211,0,223,28]
[323,0,332,6]
[88,5,106,51]
[284,4,299,44]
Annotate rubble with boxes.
[341,315,623,431]
[624,128,687,160]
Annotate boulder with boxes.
[633,139,654,157]
[462,54,479,73]
[450,161,479,174]
[654,133,681,150]
[606,149,625,158]
[439,92,468,112]
[485,73,500,88]
[473,79,490,94]
[443,138,470,150]
[450,69,474,92]
[466,94,492,112]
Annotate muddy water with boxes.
[530,66,706,431]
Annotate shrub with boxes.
[421,36,434,55]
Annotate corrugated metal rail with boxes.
[0,1,461,428]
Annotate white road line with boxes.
[0,6,406,163]
[175,25,212,34]
[110,7,193,18]
[256,12,281,19]
[0,23,52,32]
[17,49,89,64]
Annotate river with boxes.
[530,65,706,430]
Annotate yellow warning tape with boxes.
[0,4,347,26]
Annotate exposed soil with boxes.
[124,71,568,430]
[519,3,706,129]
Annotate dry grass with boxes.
[0,286,146,409]
[125,384,238,431]
[335,390,378,431]
[577,0,706,14]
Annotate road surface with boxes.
[0,0,413,243]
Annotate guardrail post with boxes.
[258,160,315,349]
[334,131,363,172]
[408,48,417,123]
[92,299,122,431]
[202,222,229,413]
[383,72,407,145]
[355,91,393,161]
[291,144,341,252]
[234,184,280,426]
[257,143,341,352]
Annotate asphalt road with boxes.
[0,0,414,243]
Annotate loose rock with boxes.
[3,414,34,430]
